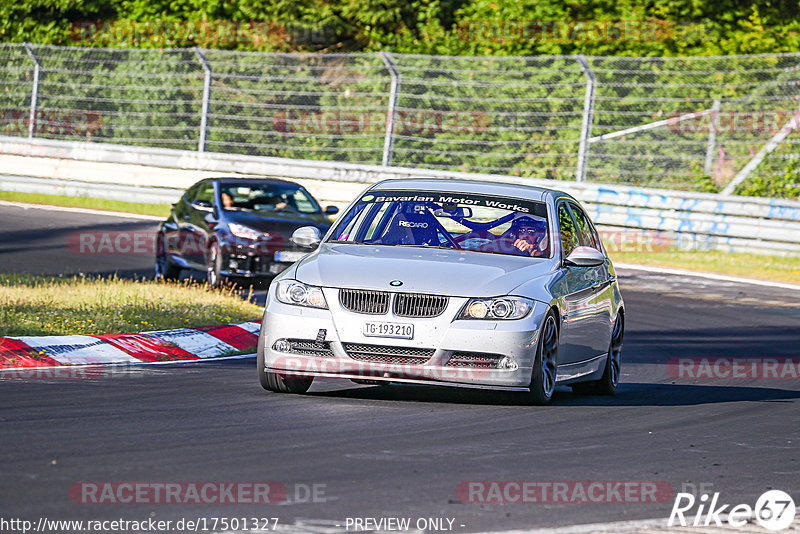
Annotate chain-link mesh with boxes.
[2,44,799,193]
[0,45,35,136]
[587,54,800,190]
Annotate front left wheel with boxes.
[526,310,559,405]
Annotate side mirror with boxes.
[192,199,213,211]
[564,246,605,267]
[325,205,340,216]
[291,226,322,248]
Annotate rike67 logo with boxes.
[669,490,796,531]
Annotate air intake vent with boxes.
[343,343,435,365]
[393,293,449,318]
[339,289,390,315]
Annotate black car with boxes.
[155,177,338,286]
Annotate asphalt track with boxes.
[1,202,799,533]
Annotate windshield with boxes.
[219,183,321,214]
[329,190,551,258]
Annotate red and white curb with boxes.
[0,322,260,370]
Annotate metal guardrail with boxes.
[1,136,799,256]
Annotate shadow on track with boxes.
[304,381,800,407]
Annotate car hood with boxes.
[225,210,330,235]
[294,243,556,297]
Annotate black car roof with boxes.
[205,177,303,187]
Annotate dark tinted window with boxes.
[558,203,580,257]
[219,183,320,214]
[569,202,601,250]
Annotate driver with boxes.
[265,194,288,210]
[510,216,549,256]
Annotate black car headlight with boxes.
[457,296,533,320]
[275,280,328,309]
[228,223,262,241]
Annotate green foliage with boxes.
[734,159,800,199]
[3,0,800,56]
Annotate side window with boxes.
[183,185,199,204]
[557,203,580,257]
[569,202,601,251]
[194,183,216,206]
[291,188,317,213]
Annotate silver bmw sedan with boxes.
[257,178,624,404]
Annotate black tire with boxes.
[154,235,181,281]
[526,310,559,405]
[572,312,624,396]
[206,241,225,288]
[257,347,313,393]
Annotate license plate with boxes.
[362,321,414,339]
[274,251,307,263]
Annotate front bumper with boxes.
[260,290,550,390]
[221,244,307,278]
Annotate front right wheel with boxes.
[526,311,559,405]
[154,235,181,281]
[257,342,314,394]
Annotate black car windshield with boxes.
[219,183,321,214]
[329,190,551,258]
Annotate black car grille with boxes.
[393,293,449,318]
[445,352,504,368]
[339,289,448,318]
[342,343,435,365]
[340,289,390,315]
[275,339,334,358]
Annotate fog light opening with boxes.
[273,339,291,353]
[498,356,518,371]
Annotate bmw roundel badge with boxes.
[390,280,403,287]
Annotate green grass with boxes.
[0,274,262,337]
[0,190,171,218]
[610,249,800,284]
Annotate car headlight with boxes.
[458,297,533,320]
[275,280,328,309]
[228,223,263,240]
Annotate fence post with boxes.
[23,43,41,139]
[194,47,212,153]
[704,99,720,175]
[380,51,400,167]
[575,55,596,182]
